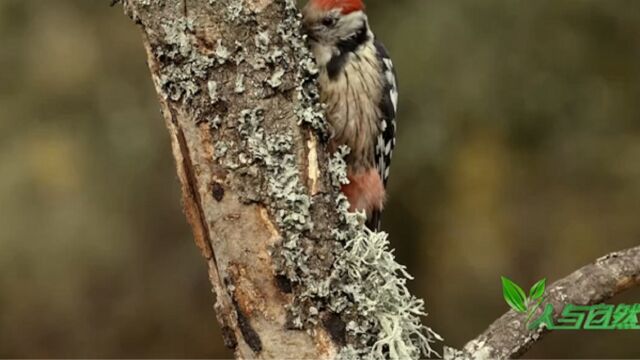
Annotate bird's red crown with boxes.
[310,0,365,14]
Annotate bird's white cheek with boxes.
[311,43,334,67]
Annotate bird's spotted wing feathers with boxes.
[374,40,398,187]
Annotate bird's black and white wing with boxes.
[374,40,398,187]
[367,40,398,231]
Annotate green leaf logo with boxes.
[501,276,527,313]
[529,278,546,300]
[501,276,548,328]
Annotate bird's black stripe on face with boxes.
[337,21,369,54]
[326,21,370,80]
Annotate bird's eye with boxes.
[322,17,337,27]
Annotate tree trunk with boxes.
[119,1,437,359]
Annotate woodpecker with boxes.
[302,0,398,230]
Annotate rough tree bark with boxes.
[120,1,342,358]
[118,0,437,359]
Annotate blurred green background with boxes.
[1,0,639,358]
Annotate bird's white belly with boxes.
[318,46,384,170]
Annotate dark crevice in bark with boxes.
[233,299,263,354]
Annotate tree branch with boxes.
[448,245,640,360]
[118,0,438,359]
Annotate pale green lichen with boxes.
[277,1,326,132]
[215,40,231,64]
[207,80,219,102]
[210,115,223,130]
[153,17,215,103]
[139,0,164,7]
[226,0,245,22]
[267,68,285,88]
[234,74,246,94]
[235,106,314,232]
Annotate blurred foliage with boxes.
[0,0,639,358]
